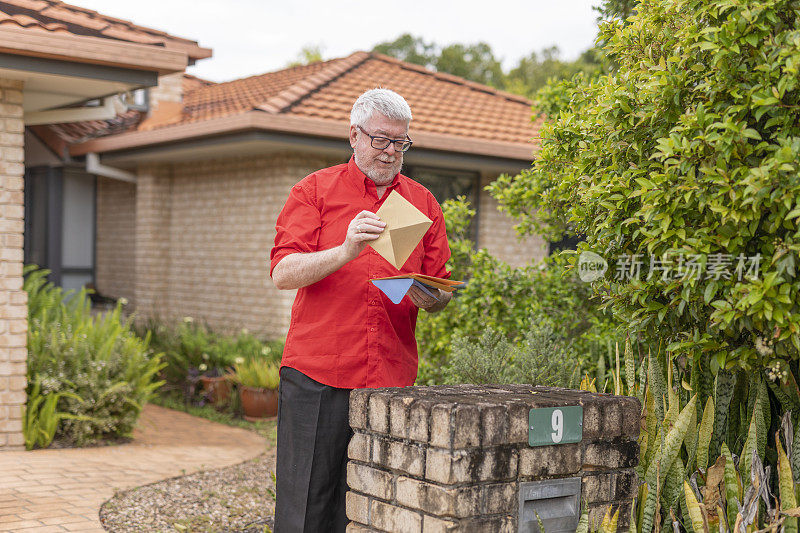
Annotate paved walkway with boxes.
[0,404,268,532]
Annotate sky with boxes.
[72,0,604,83]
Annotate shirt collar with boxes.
[347,156,402,198]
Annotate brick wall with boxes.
[130,153,341,338]
[119,155,550,340]
[477,173,547,267]
[95,176,136,302]
[134,164,172,321]
[0,78,26,450]
[347,385,640,532]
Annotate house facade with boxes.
[1,0,210,450]
[33,52,547,340]
[2,0,550,452]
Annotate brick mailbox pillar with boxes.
[346,385,640,532]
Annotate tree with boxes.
[373,35,601,96]
[435,42,505,88]
[286,45,325,67]
[593,0,638,21]
[490,0,800,375]
[373,35,504,88]
[372,33,436,69]
[505,46,603,99]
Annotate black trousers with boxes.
[274,366,353,533]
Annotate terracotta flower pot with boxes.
[199,375,232,405]
[240,385,278,421]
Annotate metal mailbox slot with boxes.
[518,477,581,533]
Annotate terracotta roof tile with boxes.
[0,0,210,60]
[182,73,215,93]
[37,4,107,30]
[4,0,45,9]
[274,54,534,143]
[42,109,144,144]
[48,52,541,155]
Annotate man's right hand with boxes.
[340,210,386,262]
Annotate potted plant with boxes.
[229,357,280,420]
[198,334,245,406]
[198,360,232,405]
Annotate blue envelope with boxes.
[370,278,440,304]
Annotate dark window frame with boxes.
[23,165,97,290]
[404,164,481,245]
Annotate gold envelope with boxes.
[369,190,432,269]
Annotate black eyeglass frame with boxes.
[357,125,413,152]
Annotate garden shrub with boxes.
[490,0,800,374]
[140,318,283,402]
[444,321,582,388]
[415,197,620,385]
[25,266,164,446]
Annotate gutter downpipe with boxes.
[86,153,136,183]
[24,96,126,126]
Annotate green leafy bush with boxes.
[141,318,222,383]
[491,0,800,374]
[139,318,283,402]
[415,197,619,385]
[25,266,164,446]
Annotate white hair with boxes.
[350,88,412,127]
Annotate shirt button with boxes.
[370,327,377,332]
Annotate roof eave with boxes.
[68,110,535,162]
[0,26,188,75]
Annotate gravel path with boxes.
[100,448,277,532]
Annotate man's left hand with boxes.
[407,286,452,313]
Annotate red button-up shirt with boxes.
[270,157,451,389]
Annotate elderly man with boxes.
[270,88,452,531]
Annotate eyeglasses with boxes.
[358,126,413,152]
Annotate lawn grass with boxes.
[150,388,277,445]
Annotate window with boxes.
[407,166,479,206]
[404,165,480,242]
[23,166,96,291]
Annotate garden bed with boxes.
[100,448,277,532]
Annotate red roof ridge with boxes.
[186,57,339,96]
[368,51,532,106]
[257,51,371,114]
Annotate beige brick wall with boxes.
[95,177,136,302]
[477,173,547,267]
[0,78,26,450]
[131,153,341,339]
[134,165,172,320]
[122,156,548,341]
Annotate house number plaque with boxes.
[528,406,583,447]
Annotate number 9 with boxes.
[551,409,564,443]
